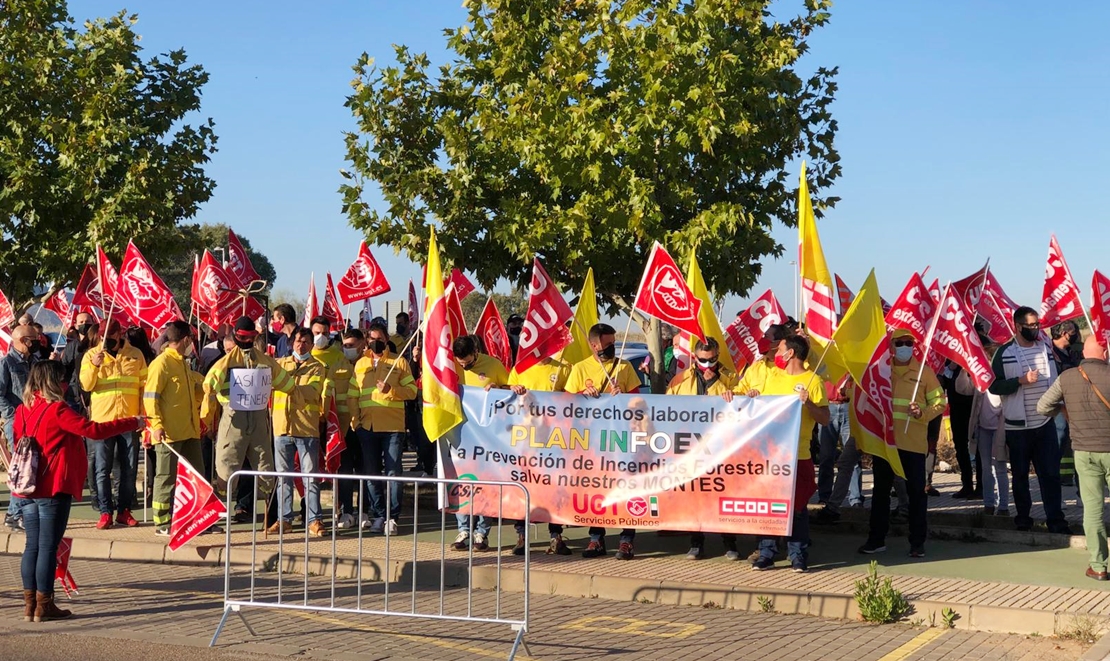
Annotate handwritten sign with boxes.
[229,368,272,412]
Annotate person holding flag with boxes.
[859,329,945,558]
[563,323,644,560]
[334,328,368,527]
[202,317,297,508]
[80,320,147,530]
[310,317,358,528]
[143,321,205,536]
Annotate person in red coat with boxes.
[14,361,141,622]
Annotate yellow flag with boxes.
[422,229,464,440]
[798,161,836,344]
[562,268,598,366]
[685,252,736,372]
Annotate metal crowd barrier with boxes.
[209,470,531,660]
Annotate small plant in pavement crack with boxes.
[854,561,910,624]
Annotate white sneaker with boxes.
[473,532,489,550]
[369,517,385,534]
[685,546,702,560]
[452,531,470,547]
[384,519,398,536]
[359,513,372,530]
[336,513,356,530]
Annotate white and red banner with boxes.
[194,251,240,330]
[632,243,704,341]
[0,287,15,328]
[834,274,854,318]
[977,270,1019,345]
[337,240,391,304]
[1041,235,1084,327]
[927,278,942,305]
[116,241,184,330]
[168,457,226,551]
[42,289,74,328]
[1091,270,1110,346]
[302,273,319,327]
[724,289,787,369]
[227,229,261,284]
[854,335,899,471]
[928,284,994,392]
[445,284,467,340]
[322,273,345,331]
[514,258,575,373]
[885,273,936,343]
[324,400,345,473]
[408,279,419,327]
[474,297,513,369]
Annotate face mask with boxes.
[509,326,522,336]
[1020,327,1040,342]
[598,344,616,360]
[396,324,408,336]
[181,343,195,357]
[460,359,476,371]
[77,323,92,336]
[104,337,119,352]
[1068,334,1080,346]
[343,347,361,361]
[271,321,283,333]
[235,339,255,351]
[894,346,914,362]
[369,340,387,355]
[313,333,330,349]
[293,351,312,362]
[774,353,789,370]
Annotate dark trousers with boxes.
[589,527,635,543]
[406,401,436,474]
[1007,420,1067,531]
[94,433,137,515]
[691,532,737,549]
[85,439,100,512]
[21,495,73,592]
[949,399,977,491]
[337,429,364,515]
[868,450,927,549]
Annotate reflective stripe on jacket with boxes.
[80,343,147,422]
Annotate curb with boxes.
[6,532,1103,638]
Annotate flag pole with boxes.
[616,311,636,364]
[805,340,836,390]
[571,316,619,393]
[1056,244,1094,331]
[381,317,426,384]
[97,246,118,340]
[905,281,949,432]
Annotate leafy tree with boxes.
[460,288,529,331]
[341,0,839,385]
[153,223,278,315]
[0,0,218,309]
[269,288,306,319]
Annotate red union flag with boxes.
[445,284,467,340]
[514,258,575,374]
[474,297,512,368]
[0,287,14,328]
[1041,235,1084,327]
[632,243,704,341]
[302,273,319,326]
[447,269,476,300]
[952,261,990,310]
[337,241,391,304]
[322,273,345,331]
[116,241,184,330]
[854,335,902,476]
[74,262,133,326]
[43,289,74,328]
[724,289,787,368]
[977,270,1019,345]
[927,278,942,305]
[1091,270,1110,346]
[885,273,936,344]
[168,456,226,551]
[834,274,855,318]
[930,284,994,392]
[195,251,240,329]
[227,229,261,284]
[324,400,345,473]
[55,536,78,597]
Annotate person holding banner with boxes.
[507,354,572,556]
[860,329,945,558]
[202,317,297,508]
[80,320,147,530]
[563,323,644,560]
[15,361,142,621]
[350,322,417,536]
[989,307,1070,534]
[143,321,206,536]
[734,324,790,395]
[667,338,742,561]
[451,335,511,551]
[740,335,827,572]
[269,329,328,537]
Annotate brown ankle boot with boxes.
[22,590,35,622]
[33,591,71,622]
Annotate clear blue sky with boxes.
[80,1,1110,321]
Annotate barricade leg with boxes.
[508,626,529,660]
[210,604,256,646]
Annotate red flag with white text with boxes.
[930,284,995,392]
[227,229,262,284]
[302,273,319,327]
[0,288,15,329]
[324,400,345,473]
[1091,271,1110,346]
[337,241,391,304]
[474,297,513,368]
[724,289,787,369]
[834,274,855,318]
[1041,235,1084,327]
[116,241,184,330]
[977,270,1019,345]
[514,258,575,374]
[194,251,241,330]
[168,457,226,551]
[322,273,345,331]
[445,284,467,340]
[853,335,903,477]
[447,269,476,300]
[952,261,990,310]
[632,243,704,341]
[42,289,74,328]
[54,536,78,597]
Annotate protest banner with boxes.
[440,386,802,536]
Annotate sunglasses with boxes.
[892,339,915,348]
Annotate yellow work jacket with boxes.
[200,347,295,429]
[143,348,203,443]
[509,357,571,392]
[315,346,356,432]
[891,360,947,454]
[348,352,417,433]
[80,343,147,423]
[666,366,739,396]
[734,357,777,394]
[272,356,327,438]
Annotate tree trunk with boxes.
[642,316,667,394]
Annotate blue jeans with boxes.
[6,420,26,521]
[458,513,492,537]
[978,426,1010,511]
[21,495,73,591]
[1007,420,1067,531]
[94,433,137,515]
[273,436,322,524]
[357,429,403,521]
[818,402,850,502]
[760,511,809,563]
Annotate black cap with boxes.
[507,314,524,323]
